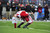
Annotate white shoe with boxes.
[44,20,45,21]
[47,20,49,22]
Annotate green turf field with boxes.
[0,21,50,33]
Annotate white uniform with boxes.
[16,11,28,18]
[16,11,22,18]
[12,11,33,24]
[12,11,24,24]
[28,16,33,23]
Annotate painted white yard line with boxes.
[39,24,50,26]
[0,26,50,32]
[29,28,50,32]
[0,26,11,27]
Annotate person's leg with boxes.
[23,16,33,28]
[40,13,42,20]
[0,15,2,19]
[12,11,13,17]
[13,11,16,16]
[7,12,9,19]
[34,12,36,20]
[45,11,47,18]
[47,12,49,20]
[0,12,2,19]
[34,12,38,20]
[12,11,16,17]
[43,12,46,20]
[14,23,16,28]
[6,11,8,19]
[17,22,24,28]
[23,23,31,29]
[8,12,10,19]
[12,17,17,28]
[37,13,40,20]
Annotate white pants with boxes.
[34,12,38,20]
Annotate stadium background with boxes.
[0,0,50,7]
[0,0,50,19]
